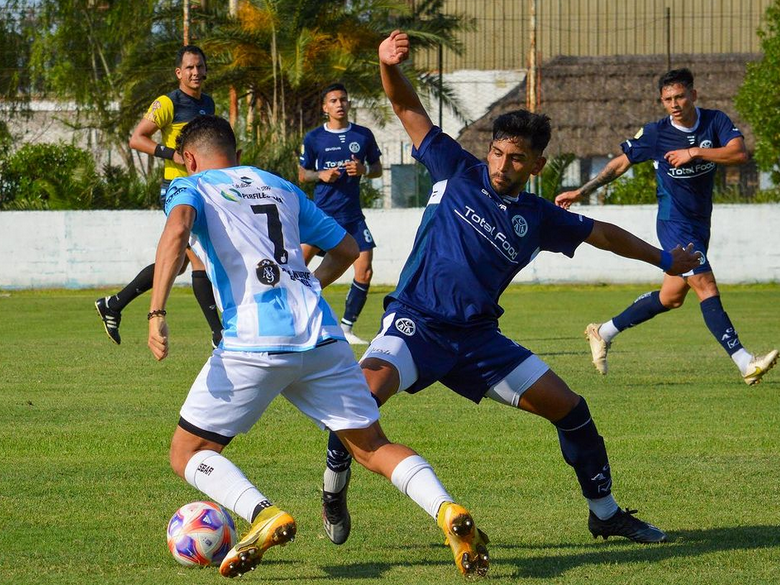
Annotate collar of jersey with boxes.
[322,122,352,134]
[669,107,701,133]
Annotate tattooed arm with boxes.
[555,153,633,209]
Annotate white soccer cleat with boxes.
[340,323,368,345]
[742,349,779,386]
[585,323,610,375]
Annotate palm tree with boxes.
[203,0,473,138]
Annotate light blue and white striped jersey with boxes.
[164,165,347,352]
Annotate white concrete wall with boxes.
[1,204,778,289]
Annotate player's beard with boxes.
[489,173,524,196]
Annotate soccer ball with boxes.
[166,501,237,567]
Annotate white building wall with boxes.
[1,204,778,289]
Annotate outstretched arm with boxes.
[378,30,433,150]
[555,154,633,209]
[585,219,701,275]
[148,205,195,361]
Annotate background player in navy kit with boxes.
[319,30,703,547]
[298,83,383,345]
[94,45,223,348]
[556,68,778,384]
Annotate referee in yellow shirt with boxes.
[95,45,222,348]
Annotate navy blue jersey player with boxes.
[318,30,703,548]
[299,83,383,345]
[557,68,778,385]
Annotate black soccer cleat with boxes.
[94,296,121,345]
[588,508,667,543]
[322,468,351,545]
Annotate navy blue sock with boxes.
[700,296,743,355]
[191,270,223,345]
[612,290,670,332]
[110,263,155,311]
[326,393,382,472]
[342,280,370,326]
[554,398,612,499]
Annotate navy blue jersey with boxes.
[299,123,382,223]
[621,107,742,227]
[387,127,594,326]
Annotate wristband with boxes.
[147,309,167,320]
[659,250,673,272]
[154,144,176,160]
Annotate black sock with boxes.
[326,393,382,472]
[342,280,370,326]
[700,296,743,355]
[554,397,612,499]
[110,264,155,311]
[612,290,670,331]
[191,270,223,344]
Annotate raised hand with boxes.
[379,30,410,66]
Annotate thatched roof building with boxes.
[458,54,759,159]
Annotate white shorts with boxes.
[180,341,379,439]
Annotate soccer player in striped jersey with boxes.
[147,115,489,578]
[95,45,222,348]
[319,31,702,549]
[556,68,777,384]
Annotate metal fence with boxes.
[414,0,773,71]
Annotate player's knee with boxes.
[665,296,685,309]
[169,444,190,479]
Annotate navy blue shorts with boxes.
[314,217,376,256]
[341,217,376,252]
[372,301,533,403]
[657,219,711,274]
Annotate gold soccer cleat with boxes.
[219,508,296,578]
[584,323,610,375]
[437,503,489,577]
[743,349,779,386]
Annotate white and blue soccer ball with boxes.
[166,501,237,567]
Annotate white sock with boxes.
[323,467,350,493]
[184,450,270,524]
[587,494,619,520]
[731,348,753,374]
[390,455,451,519]
[598,320,620,343]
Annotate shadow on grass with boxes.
[315,525,779,580]
[501,525,780,579]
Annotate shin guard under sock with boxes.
[612,290,670,332]
[554,398,612,499]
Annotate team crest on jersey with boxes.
[699,140,713,149]
[220,188,242,202]
[394,318,416,336]
[511,215,528,237]
[348,141,360,153]
[256,259,280,286]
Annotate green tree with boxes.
[27,0,160,171]
[735,1,780,182]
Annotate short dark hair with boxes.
[658,68,694,92]
[176,45,207,68]
[492,110,552,153]
[177,115,236,155]
[320,83,348,103]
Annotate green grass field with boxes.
[1,284,778,584]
